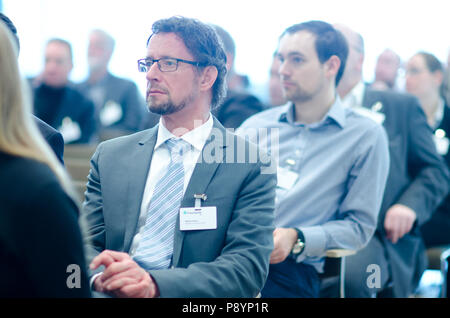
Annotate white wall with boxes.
[4,0,450,103]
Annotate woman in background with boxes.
[0,22,90,297]
[405,51,450,248]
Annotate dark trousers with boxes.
[261,258,320,298]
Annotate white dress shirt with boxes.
[129,114,213,256]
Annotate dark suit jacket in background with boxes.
[77,72,147,135]
[33,84,97,144]
[81,117,277,297]
[34,115,64,164]
[212,90,267,129]
[362,88,450,297]
[421,102,450,247]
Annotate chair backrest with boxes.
[65,158,91,182]
[64,144,97,161]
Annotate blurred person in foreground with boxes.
[0,22,91,298]
[405,51,450,248]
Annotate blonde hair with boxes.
[0,22,76,202]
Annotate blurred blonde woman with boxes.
[0,22,90,297]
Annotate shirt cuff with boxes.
[295,226,327,262]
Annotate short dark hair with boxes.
[417,51,443,73]
[147,16,228,109]
[0,13,20,54]
[281,20,348,86]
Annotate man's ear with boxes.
[324,55,341,82]
[199,66,218,91]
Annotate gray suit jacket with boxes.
[81,118,276,297]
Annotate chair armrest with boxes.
[325,249,356,258]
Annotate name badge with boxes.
[100,100,123,126]
[180,207,217,231]
[277,166,299,190]
[59,117,81,143]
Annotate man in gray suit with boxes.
[81,16,276,298]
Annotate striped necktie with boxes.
[133,138,190,270]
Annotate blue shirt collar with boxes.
[278,96,346,129]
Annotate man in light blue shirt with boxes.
[237,20,390,297]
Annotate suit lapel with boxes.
[171,118,228,266]
[123,126,158,252]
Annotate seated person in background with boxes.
[332,24,449,298]
[268,52,287,107]
[0,22,91,297]
[210,24,266,129]
[237,20,390,298]
[32,38,97,144]
[0,13,64,163]
[371,48,402,91]
[405,51,450,248]
[77,29,147,139]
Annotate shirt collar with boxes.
[278,96,346,129]
[155,113,214,151]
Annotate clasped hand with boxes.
[90,250,159,298]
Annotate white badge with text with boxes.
[180,207,217,231]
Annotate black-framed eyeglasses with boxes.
[137,57,204,73]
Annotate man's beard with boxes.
[148,98,187,115]
[147,89,197,116]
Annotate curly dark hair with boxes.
[147,16,228,109]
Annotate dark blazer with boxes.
[33,84,97,144]
[421,102,450,247]
[0,151,91,297]
[77,72,147,133]
[362,88,450,297]
[34,115,64,163]
[81,117,277,297]
[212,90,267,129]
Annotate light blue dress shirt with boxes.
[237,97,390,272]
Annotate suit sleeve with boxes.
[149,159,277,297]
[80,143,105,275]
[397,99,450,225]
